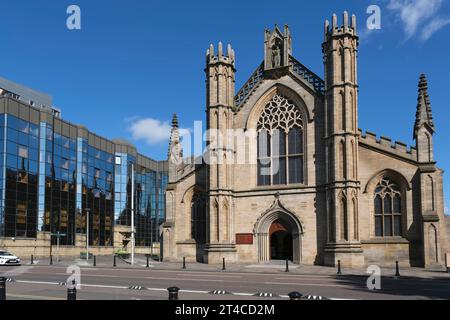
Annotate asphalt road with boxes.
[1,264,450,300]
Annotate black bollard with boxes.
[50,255,53,265]
[395,261,401,278]
[146,255,150,268]
[337,260,342,275]
[0,277,6,300]
[182,257,186,270]
[288,291,303,300]
[93,255,96,267]
[113,255,117,267]
[167,286,180,300]
[222,257,226,271]
[30,254,34,265]
[285,259,289,272]
[67,280,77,300]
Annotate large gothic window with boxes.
[374,177,402,237]
[257,94,304,186]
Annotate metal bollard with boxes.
[182,257,186,270]
[447,253,450,274]
[285,259,289,272]
[288,291,303,300]
[337,260,342,275]
[167,286,180,300]
[0,277,6,300]
[222,257,226,271]
[67,280,77,300]
[395,261,401,278]
[50,255,53,265]
[113,255,117,267]
[93,255,96,267]
[146,255,150,268]
[31,255,34,265]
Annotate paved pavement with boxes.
[24,254,450,278]
[1,255,449,300]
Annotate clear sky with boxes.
[0,0,449,213]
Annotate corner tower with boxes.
[322,12,364,267]
[413,74,442,267]
[204,42,237,263]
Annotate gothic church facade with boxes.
[162,13,450,267]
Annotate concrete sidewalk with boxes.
[18,254,450,280]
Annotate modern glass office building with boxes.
[0,79,168,252]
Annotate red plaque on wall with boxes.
[236,233,253,245]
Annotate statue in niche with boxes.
[271,44,281,68]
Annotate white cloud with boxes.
[420,17,450,40]
[128,117,189,145]
[387,0,448,40]
[445,205,450,216]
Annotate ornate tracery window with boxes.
[374,177,402,237]
[257,94,304,186]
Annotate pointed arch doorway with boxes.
[270,219,293,260]
[255,210,303,264]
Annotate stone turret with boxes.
[322,11,363,267]
[205,42,237,263]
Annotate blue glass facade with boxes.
[83,144,115,246]
[135,165,168,246]
[0,97,168,248]
[114,153,168,246]
[114,152,134,226]
[3,114,39,238]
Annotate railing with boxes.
[233,58,325,110]
[234,62,264,109]
[290,56,325,94]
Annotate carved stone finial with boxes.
[351,14,357,32]
[218,41,223,57]
[332,14,337,30]
[343,11,349,29]
[414,73,435,139]
[172,113,179,128]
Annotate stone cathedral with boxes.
[162,12,450,268]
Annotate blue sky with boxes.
[0,0,449,213]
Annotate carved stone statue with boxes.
[271,45,281,68]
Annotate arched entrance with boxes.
[255,209,303,264]
[269,219,293,260]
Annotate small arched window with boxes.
[257,94,304,186]
[374,177,402,237]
